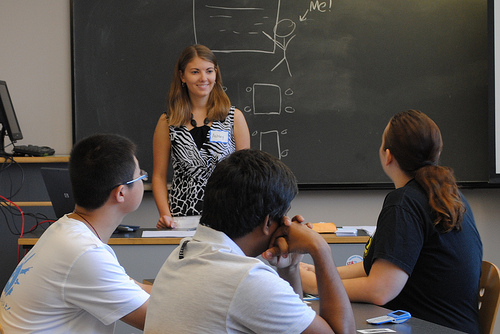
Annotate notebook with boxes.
[40,167,75,219]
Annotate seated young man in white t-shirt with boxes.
[0,134,151,334]
[145,149,355,333]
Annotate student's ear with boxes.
[112,185,127,204]
[383,148,394,166]
[261,215,273,236]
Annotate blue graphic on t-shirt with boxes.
[4,252,35,296]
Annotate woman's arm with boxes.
[233,108,250,150]
[342,258,408,305]
[300,259,408,305]
[300,261,367,295]
[337,261,366,279]
[152,114,175,228]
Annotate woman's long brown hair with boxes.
[166,44,231,126]
[383,110,465,232]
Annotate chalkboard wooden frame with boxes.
[71,0,495,189]
[489,0,500,184]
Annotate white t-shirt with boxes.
[0,215,149,334]
[144,225,316,334]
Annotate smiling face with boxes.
[180,56,216,100]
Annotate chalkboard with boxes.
[72,0,490,188]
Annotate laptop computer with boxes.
[40,167,75,219]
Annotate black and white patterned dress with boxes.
[168,107,236,216]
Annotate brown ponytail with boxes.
[415,165,465,232]
[384,110,464,232]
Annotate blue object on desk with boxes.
[366,310,411,324]
[303,293,319,301]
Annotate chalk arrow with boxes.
[299,9,309,21]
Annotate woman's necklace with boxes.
[73,212,102,241]
[190,113,209,127]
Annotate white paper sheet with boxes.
[142,230,196,238]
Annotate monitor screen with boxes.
[0,80,23,143]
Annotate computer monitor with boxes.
[0,80,23,156]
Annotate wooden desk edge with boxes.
[0,156,70,163]
[18,233,369,246]
[1,201,52,207]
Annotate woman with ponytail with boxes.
[301,110,482,333]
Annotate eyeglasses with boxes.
[123,169,148,185]
[109,169,148,192]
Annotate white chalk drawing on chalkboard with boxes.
[253,130,289,159]
[262,18,296,77]
[299,0,333,21]
[193,0,280,53]
[253,83,281,115]
[244,83,295,115]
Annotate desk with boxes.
[309,301,466,333]
[18,227,370,247]
[19,228,370,281]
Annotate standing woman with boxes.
[300,110,483,334]
[153,45,250,228]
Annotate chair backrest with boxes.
[479,260,500,334]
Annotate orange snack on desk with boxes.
[311,222,337,233]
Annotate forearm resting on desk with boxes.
[342,259,408,305]
[301,259,409,306]
[308,243,355,334]
[300,261,367,295]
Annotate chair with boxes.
[479,261,500,334]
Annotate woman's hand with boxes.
[157,215,175,229]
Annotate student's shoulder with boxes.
[45,217,103,250]
[385,180,426,205]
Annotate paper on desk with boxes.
[142,230,196,238]
[173,216,201,229]
[142,216,200,238]
[334,225,376,236]
[335,227,358,236]
[352,226,376,236]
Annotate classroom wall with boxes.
[1,1,500,333]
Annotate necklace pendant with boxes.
[190,113,209,127]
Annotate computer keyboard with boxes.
[13,145,55,157]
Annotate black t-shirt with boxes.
[364,179,483,334]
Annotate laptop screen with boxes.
[41,167,75,219]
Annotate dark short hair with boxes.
[69,134,137,210]
[200,149,298,239]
